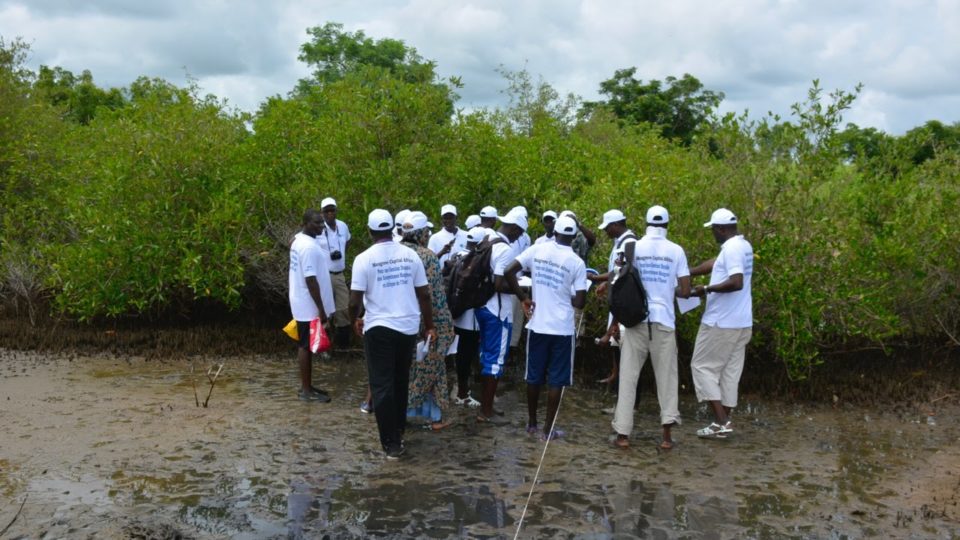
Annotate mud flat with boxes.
[0,349,957,538]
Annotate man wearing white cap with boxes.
[448,226,489,407]
[289,209,336,402]
[475,207,526,423]
[320,197,353,348]
[504,215,587,441]
[478,206,498,235]
[393,209,411,242]
[535,211,558,245]
[428,204,468,267]
[588,209,637,384]
[602,205,691,450]
[688,208,754,439]
[464,214,481,230]
[349,209,436,459]
[508,206,532,351]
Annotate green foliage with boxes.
[1,30,958,381]
[583,70,724,145]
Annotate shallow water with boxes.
[0,349,957,539]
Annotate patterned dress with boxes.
[404,234,455,418]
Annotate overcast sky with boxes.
[2,0,958,134]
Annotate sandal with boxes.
[696,422,732,439]
[424,420,455,431]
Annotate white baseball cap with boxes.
[559,210,578,221]
[646,205,669,224]
[441,204,457,216]
[510,205,528,217]
[479,206,498,219]
[367,209,393,231]
[598,209,626,230]
[403,211,431,231]
[466,227,487,243]
[554,215,578,236]
[500,208,528,231]
[703,208,737,227]
[321,197,337,209]
[394,209,411,228]
[542,210,558,220]
[464,214,481,228]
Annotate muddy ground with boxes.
[0,347,957,539]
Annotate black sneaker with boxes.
[385,445,405,460]
[298,389,331,403]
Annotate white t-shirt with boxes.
[514,242,587,336]
[428,228,468,267]
[630,227,690,329]
[351,240,429,335]
[702,235,754,329]
[608,229,637,272]
[289,232,336,321]
[482,234,517,321]
[534,234,555,245]
[318,219,351,272]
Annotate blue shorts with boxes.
[475,306,512,378]
[525,330,574,387]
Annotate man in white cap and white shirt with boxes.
[289,209,336,402]
[449,226,489,407]
[688,208,754,439]
[508,206,532,351]
[535,210,558,245]
[393,209,411,242]
[428,204,468,267]
[479,206,498,236]
[464,214,482,230]
[504,215,587,440]
[601,205,691,450]
[349,209,436,459]
[475,207,526,423]
[319,197,353,348]
[559,210,597,264]
[588,209,636,384]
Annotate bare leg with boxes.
[298,347,312,393]
[480,375,499,419]
[542,387,563,436]
[527,384,541,427]
[661,422,675,449]
[709,400,729,424]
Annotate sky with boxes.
[1,0,958,134]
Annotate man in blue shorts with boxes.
[504,215,587,440]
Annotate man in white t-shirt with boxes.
[688,208,754,439]
[600,206,691,450]
[289,209,336,402]
[475,208,525,424]
[534,210,558,245]
[448,227,488,408]
[588,209,638,384]
[505,215,587,441]
[319,197,353,348]
[349,209,436,460]
[428,204,468,267]
[478,205,498,236]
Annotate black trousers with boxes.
[363,326,416,451]
[454,327,480,392]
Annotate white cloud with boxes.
[0,0,957,133]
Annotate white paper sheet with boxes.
[677,295,701,315]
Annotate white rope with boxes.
[512,386,565,540]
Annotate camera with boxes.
[330,250,343,261]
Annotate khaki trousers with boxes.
[612,322,680,436]
[330,272,350,328]
[690,324,752,408]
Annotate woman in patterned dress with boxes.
[401,217,455,430]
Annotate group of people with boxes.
[288,200,753,459]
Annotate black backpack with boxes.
[608,235,649,328]
[445,237,504,319]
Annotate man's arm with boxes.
[571,290,586,310]
[348,290,365,336]
[415,285,437,341]
[305,276,328,322]
[693,273,743,297]
[689,258,716,276]
[579,223,597,247]
[503,260,526,300]
[675,275,692,299]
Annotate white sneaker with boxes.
[455,395,481,408]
